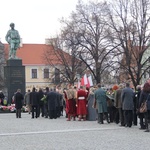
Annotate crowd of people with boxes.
[1,80,150,133]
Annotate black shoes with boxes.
[144,129,149,132]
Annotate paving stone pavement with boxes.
[0,113,149,150]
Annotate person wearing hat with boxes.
[5,23,20,59]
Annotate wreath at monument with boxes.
[0,104,28,113]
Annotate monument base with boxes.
[4,59,25,104]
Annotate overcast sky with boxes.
[0,0,101,44]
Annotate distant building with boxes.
[141,48,150,84]
[119,40,150,86]
[5,42,82,90]
[4,43,69,91]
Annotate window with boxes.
[31,69,37,78]
[44,68,49,78]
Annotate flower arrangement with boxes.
[0,104,28,113]
[0,104,16,113]
[22,106,28,112]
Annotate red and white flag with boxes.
[88,75,93,87]
[80,74,93,88]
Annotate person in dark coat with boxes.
[136,85,145,129]
[44,87,49,118]
[30,87,39,119]
[139,82,150,132]
[0,91,5,105]
[121,83,134,127]
[133,85,141,126]
[115,84,124,126]
[14,89,24,118]
[46,89,58,119]
[94,83,110,124]
[37,88,44,117]
[55,89,61,118]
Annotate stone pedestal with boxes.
[4,59,25,104]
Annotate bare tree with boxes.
[60,1,118,84]
[108,0,150,88]
[43,37,86,85]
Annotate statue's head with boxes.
[10,23,15,28]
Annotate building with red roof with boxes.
[4,43,62,91]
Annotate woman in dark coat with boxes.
[139,82,150,132]
[14,89,24,118]
[135,85,145,129]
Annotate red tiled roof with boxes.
[4,44,57,65]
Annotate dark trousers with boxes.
[56,106,61,118]
[114,107,119,124]
[60,106,63,116]
[98,112,109,124]
[44,104,48,118]
[38,104,44,117]
[16,109,21,118]
[124,110,133,127]
[138,113,145,128]
[144,110,150,130]
[49,110,57,119]
[32,105,38,118]
[118,108,124,126]
[107,107,114,122]
[133,109,137,125]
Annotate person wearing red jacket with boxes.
[76,86,88,121]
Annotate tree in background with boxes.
[108,0,150,88]
[60,1,118,84]
[42,37,86,86]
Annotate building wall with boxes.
[25,65,55,91]
[141,48,150,85]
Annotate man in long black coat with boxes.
[30,87,39,119]
[14,89,24,118]
[46,89,58,119]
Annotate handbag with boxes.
[139,94,150,113]
[139,100,147,113]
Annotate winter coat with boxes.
[37,90,44,105]
[94,88,107,113]
[115,89,122,108]
[121,87,134,110]
[46,91,58,110]
[30,91,39,106]
[15,92,24,109]
[139,91,150,110]
[24,92,30,105]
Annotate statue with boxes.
[5,23,20,59]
